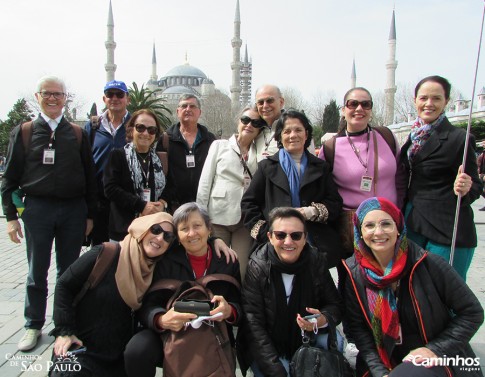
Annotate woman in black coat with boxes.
[399,75,482,281]
[241,109,343,267]
[50,212,176,377]
[344,197,483,377]
[239,207,343,377]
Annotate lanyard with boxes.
[345,128,370,172]
[235,141,253,179]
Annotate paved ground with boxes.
[0,201,484,376]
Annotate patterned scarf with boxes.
[407,113,445,162]
[124,142,165,207]
[353,197,408,369]
[279,148,307,207]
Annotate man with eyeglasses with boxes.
[1,76,97,351]
[84,80,131,245]
[156,94,215,212]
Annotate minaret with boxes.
[105,0,117,82]
[350,58,356,89]
[147,42,158,91]
[240,45,252,107]
[384,9,398,125]
[230,0,242,114]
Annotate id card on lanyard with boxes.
[43,130,56,165]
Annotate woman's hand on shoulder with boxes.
[160,308,196,332]
[213,238,238,264]
[403,347,439,367]
[141,201,163,216]
[454,165,472,196]
[53,335,83,356]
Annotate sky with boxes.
[0,0,484,120]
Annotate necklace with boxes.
[136,151,150,164]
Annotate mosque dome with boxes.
[162,85,199,95]
[164,63,207,79]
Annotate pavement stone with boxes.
[0,201,483,376]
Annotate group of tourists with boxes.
[1,74,483,377]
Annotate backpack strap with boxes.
[89,116,100,147]
[72,242,120,307]
[373,126,397,156]
[156,132,170,175]
[147,278,184,294]
[70,123,83,147]
[196,273,241,291]
[322,136,336,172]
[21,121,34,154]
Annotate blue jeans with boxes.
[251,331,344,377]
[22,196,87,329]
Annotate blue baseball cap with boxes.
[104,80,128,93]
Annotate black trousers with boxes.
[124,329,164,377]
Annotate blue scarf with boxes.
[279,149,307,207]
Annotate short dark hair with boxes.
[126,109,162,143]
[414,75,451,100]
[274,109,313,150]
[268,207,307,233]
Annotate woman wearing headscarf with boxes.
[104,109,166,241]
[343,197,483,377]
[50,212,176,377]
[400,75,482,281]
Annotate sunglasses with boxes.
[105,91,126,99]
[271,231,305,241]
[345,99,373,110]
[135,124,158,135]
[240,116,264,128]
[150,224,176,243]
[256,97,276,106]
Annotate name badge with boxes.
[43,149,55,165]
[186,154,195,168]
[360,176,373,192]
[142,188,151,202]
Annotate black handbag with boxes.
[290,318,354,377]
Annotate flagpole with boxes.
[449,1,485,266]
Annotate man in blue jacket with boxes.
[85,80,131,245]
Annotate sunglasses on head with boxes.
[150,224,176,243]
[345,99,373,110]
[271,231,305,241]
[135,124,158,135]
[240,116,264,128]
[105,91,126,99]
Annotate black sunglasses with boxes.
[240,116,264,128]
[105,91,126,99]
[150,224,176,243]
[345,99,373,110]
[271,231,305,241]
[135,124,158,135]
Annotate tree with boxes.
[127,82,172,130]
[0,99,34,155]
[312,125,324,148]
[321,100,340,134]
[199,89,234,138]
[281,87,308,112]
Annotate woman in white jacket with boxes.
[197,106,263,278]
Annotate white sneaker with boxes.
[18,329,41,351]
[344,342,359,369]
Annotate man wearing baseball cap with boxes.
[85,80,131,245]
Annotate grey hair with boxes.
[36,75,66,93]
[173,202,211,230]
[178,94,201,109]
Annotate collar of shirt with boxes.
[100,110,129,136]
[40,113,63,131]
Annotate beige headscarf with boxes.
[115,212,174,310]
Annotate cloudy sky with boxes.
[0,0,483,120]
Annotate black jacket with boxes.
[156,122,216,210]
[400,118,482,247]
[138,239,241,337]
[238,242,343,377]
[51,245,133,364]
[1,115,97,220]
[241,150,343,267]
[343,241,484,377]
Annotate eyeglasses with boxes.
[240,116,265,128]
[345,100,373,110]
[178,103,199,110]
[361,220,395,234]
[105,91,126,99]
[135,124,158,135]
[256,97,276,106]
[271,231,305,241]
[150,224,176,243]
[38,91,66,100]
